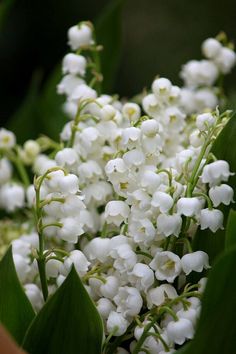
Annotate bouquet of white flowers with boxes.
[0,20,235,354]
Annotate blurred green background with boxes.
[0,0,236,142]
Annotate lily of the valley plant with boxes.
[0,22,235,354]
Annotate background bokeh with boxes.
[0,0,236,141]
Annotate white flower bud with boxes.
[23,140,40,157]
[141,119,159,137]
[166,318,194,345]
[107,311,129,336]
[70,83,97,103]
[200,208,224,232]
[177,197,202,217]
[129,263,154,291]
[62,53,87,76]
[150,251,181,283]
[202,38,222,59]
[151,191,174,213]
[196,112,215,131]
[46,256,61,278]
[189,129,204,148]
[105,201,130,226]
[68,23,93,50]
[100,104,117,121]
[202,160,233,185]
[58,173,79,194]
[0,128,16,149]
[209,184,234,207]
[157,213,182,237]
[181,251,210,275]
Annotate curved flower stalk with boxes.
[0,21,235,353]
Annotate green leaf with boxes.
[95,0,125,92]
[177,247,236,354]
[23,266,103,354]
[225,209,236,250]
[0,246,35,344]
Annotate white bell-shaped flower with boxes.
[0,183,25,212]
[129,263,154,292]
[96,298,115,319]
[150,251,181,283]
[199,208,224,232]
[147,284,177,308]
[166,318,194,345]
[181,251,210,275]
[157,213,182,237]
[202,38,222,59]
[151,191,174,213]
[114,286,143,317]
[105,201,130,227]
[62,53,87,76]
[0,128,16,149]
[0,158,12,184]
[61,250,90,277]
[201,160,233,186]
[100,276,120,299]
[107,311,129,336]
[83,237,111,262]
[196,112,215,131]
[24,284,43,312]
[209,184,234,207]
[177,197,202,217]
[122,102,141,123]
[68,23,94,50]
[57,217,84,243]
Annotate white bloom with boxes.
[196,112,215,131]
[111,244,137,273]
[13,254,30,282]
[180,60,218,87]
[107,311,129,336]
[105,158,128,184]
[122,102,141,123]
[57,217,84,243]
[0,128,16,149]
[177,197,202,217]
[12,239,31,257]
[62,53,87,76]
[0,183,25,212]
[166,318,194,345]
[114,286,143,316]
[70,83,97,103]
[105,201,130,227]
[151,191,173,213]
[23,140,40,158]
[123,149,145,168]
[147,284,177,308]
[57,74,84,96]
[121,127,141,150]
[209,184,234,207]
[128,218,156,244]
[55,148,78,169]
[46,256,61,278]
[200,208,224,232]
[181,251,210,275]
[100,276,120,299]
[150,251,181,283]
[201,160,233,185]
[58,173,79,194]
[189,130,204,148]
[139,170,161,194]
[141,119,159,136]
[61,250,90,277]
[78,160,103,183]
[97,298,115,319]
[202,38,222,59]
[157,213,182,237]
[83,237,111,262]
[0,158,12,184]
[68,23,94,50]
[100,104,117,121]
[215,47,236,74]
[129,263,154,291]
[177,307,198,326]
[24,284,43,312]
[152,77,172,97]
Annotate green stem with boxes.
[132,315,160,354]
[13,152,30,187]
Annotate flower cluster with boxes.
[0,22,235,353]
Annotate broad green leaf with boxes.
[95,0,125,92]
[23,266,103,354]
[225,209,236,249]
[0,247,35,344]
[177,247,236,354]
